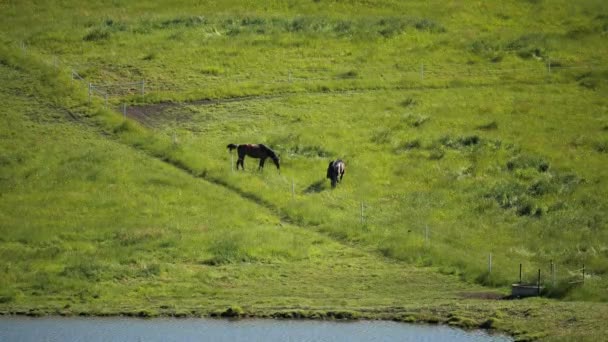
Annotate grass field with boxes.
[1,1,608,340]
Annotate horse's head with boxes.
[272,155,280,170]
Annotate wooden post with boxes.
[519,263,522,284]
[537,269,541,296]
[123,103,127,118]
[551,260,555,286]
[582,264,585,285]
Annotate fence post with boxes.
[550,260,555,286]
[123,103,127,118]
[141,80,145,96]
[537,269,541,296]
[519,263,522,284]
[582,264,585,285]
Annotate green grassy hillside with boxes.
[1,0,608,340]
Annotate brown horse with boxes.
[326,159,345,188]
[227,144,280,171]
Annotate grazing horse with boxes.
[326,159,345,188]
[227,143,280,171]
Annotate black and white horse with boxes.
[326,159,345,188]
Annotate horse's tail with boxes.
[227,143,238,151]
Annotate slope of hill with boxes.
[1,1,607,340]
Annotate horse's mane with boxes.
[259,144,279,160]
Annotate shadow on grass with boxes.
[304,179,327,194]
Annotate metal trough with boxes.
[511,283,543,298]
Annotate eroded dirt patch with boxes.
[458,291,507,300]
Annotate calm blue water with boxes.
[0,316,512,342]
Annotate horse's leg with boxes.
[258,157,266,171]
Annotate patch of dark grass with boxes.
[476,121,498,130]
[543,280,581,299]
[400,97,417,108]
[446,314,477,329]
[479,317,499,329]
[414,19,446,33]
[527,178,556,196]
[304,180,326,194]
[324,310,360,320]
[83,28,110,42]
[396,139,421,152]
[160,16,207,28]
[219,305,244,318]
[506,33,549,60]
[404,114,429,128]
[0,292,15,304]
[338,70,358,79]
[577,72,600,90]
[376,17,408,38]
[142,53,156,61]
[288,144,332,158]
[507,154,549,173]
[594,140,608,153]
[439,135,480,149]
[486,181,537,214]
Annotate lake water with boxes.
[0,316,512,342]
